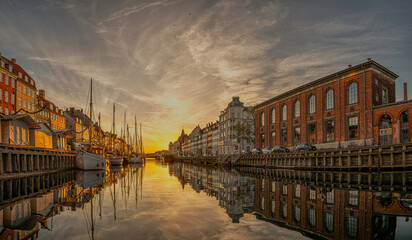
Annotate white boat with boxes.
[75,79,107,171]
[76,152,106,170]
[109,156,123,165]
[129,156,143,163]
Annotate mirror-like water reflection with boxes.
[0,160,411,239]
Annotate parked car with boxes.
[241,150,251,155]
[296,144,317,151]
[272,146,290,153]
[262,148,273,154]
[251,148,262,154]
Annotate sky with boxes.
[0,0,411,152]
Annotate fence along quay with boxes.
[174,143,412,171]
[0,145,76,178]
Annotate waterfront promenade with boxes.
[173,143,412,171]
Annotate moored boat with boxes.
[76,152,106,170]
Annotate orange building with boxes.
[35,90,66,130]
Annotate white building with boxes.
[219,97,254,155]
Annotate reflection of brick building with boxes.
[254,179,412,239]
[254,59,412,149]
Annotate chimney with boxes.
[367,58,372,61]
[38,90,45,98]
[11,58,16,63]
[404,82,408,101]
[348,64,352,68]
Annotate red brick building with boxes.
[254,58,412,149]
[0,53,17,115]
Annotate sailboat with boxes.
[109,103,123,166]
[76,79,107,170]
[129,116,143,163]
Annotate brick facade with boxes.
[254,59,411,149]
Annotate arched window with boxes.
[271,108,275,124]
[400,111,409,143]
[309,95,316,114]
[325,89,334,110]
[325,212,334,232]
[282,104,287,121]
[348,82,358,104]
[261,112,265,127]
[282,202,288,218]
[294,100,300,118]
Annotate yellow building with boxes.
[36,90,66,130]
[13,59,36,117]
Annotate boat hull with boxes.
[76,152,106,170]
[129,157,143,163]
[109,156,123,166]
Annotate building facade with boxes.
[254,59,412,149]
[0,53,17,115]
[35,90,66,130]
[13,60,37,117]
[219,97,254,154]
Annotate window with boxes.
[294,184,301,198]
[5,76,9,85]
[281,129,287,146]
[282,203,288,218]
[18,84,22,92]
[282,184,288,195]
[348,116,359,140]
[18,97,22,107]
[23,99,27,108]
[261,133,265,148]
[0,89,2,100]
[308,209,316,227]
[382,88,388,104]
[348,190,359,206]
[325,120,335,142]
[308,123,316,144]
[5,92,9,103]
[261,112,265,127]
[401,112,409,143]
[294,127,301,145]
[294,205,301,222]
[294,100,300,118]
[11,78,15,88]
[271,181,276,192]
[261,196,265,210]
[309,188,316,200]
[309,95,316,114]
[325,212,334,232]
[326,89,334,110]
[348,82,358,104]
[0,73,2,82]
[346,217,358,238]
[5,108,9,115]
[271,200,276,214]
[23,86,27,94]
[326,189,334,204]
[271,108,275,124]
[0,106,2,113]
[271,131,276,147]
[11,94,15,104]
[282,105,287,121]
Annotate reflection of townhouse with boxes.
[0,54,17,115]
[254,180,408,239]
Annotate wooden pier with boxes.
[0,145,77,178]
[174,143,412,171]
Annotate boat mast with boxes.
[140,123,143,155]
[89,79,93,152]
[98,112,101,155]
[113,103,116,152]
[135,116,137,155]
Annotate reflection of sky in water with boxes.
[396,217,412,240]
[37,161,308,240]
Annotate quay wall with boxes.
[174,143,412,171]
[0,145,76,177]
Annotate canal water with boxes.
[1,159,412,239]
